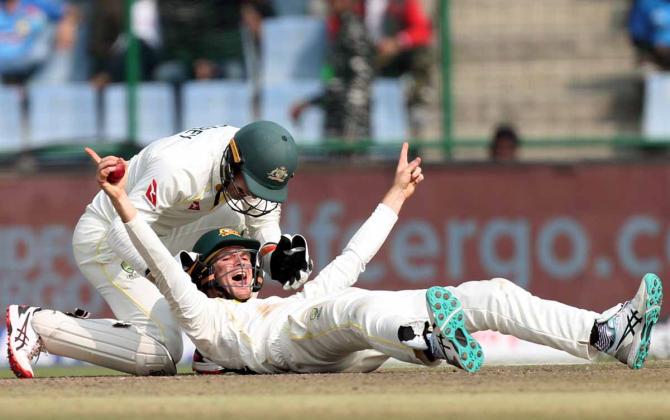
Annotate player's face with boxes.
[211,246,254,301]
[225,172,254,200]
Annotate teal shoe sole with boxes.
[426,286,483,373]
[632,273,664,369]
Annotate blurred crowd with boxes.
[0,0,78,84]
[0,0,281,85]
[0,0,436,140]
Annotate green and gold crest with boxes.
[267,166,289,183]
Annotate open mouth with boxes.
[232,272,247,282]
[230,270,249,287]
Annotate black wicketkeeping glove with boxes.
[179,251,213,291]
[269,234,313,290]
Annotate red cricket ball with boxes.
[107,161,126,184]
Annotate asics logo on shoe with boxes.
[615,310,642,350]
[434,333,459,366]
[14,315,31,351]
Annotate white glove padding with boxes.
[269,234,314,290]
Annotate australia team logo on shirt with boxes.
[120,261,139,279]
[144,179,158,208]
[188,201,200,211]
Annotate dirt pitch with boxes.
[1,361,669,419]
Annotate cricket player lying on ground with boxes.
[7,144,664,376]
[67,121,313,377]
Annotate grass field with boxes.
[1,361,669,419]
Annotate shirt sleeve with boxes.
[298,203,398,299]
[123,215,229,355]
[396,0,432,50]
[105,156,181,273]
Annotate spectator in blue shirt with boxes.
[0,0,69,84]
[629,0,670,69]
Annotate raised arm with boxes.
[299,142,424,298]
[84,147,223,347]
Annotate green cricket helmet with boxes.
[192,228,264,299]
[194,228,261,264]
[221,121,298,217]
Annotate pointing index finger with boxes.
[397,142,409,170]
[85,147,101,164]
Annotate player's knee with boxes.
[489,277,513,288]
[127,322,181,376]
[487,277,528,301]
[478,278,514,300]
[135,335,178,376]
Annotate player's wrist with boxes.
[381,188,405,215]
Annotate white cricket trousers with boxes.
[280,278,599,373]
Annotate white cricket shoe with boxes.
[596,273,664,369]
[6,305,43,379]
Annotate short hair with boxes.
[492,124,519,145]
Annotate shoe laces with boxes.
[613,301,633,325]
[27,338,43,363]
[609,300,645,352]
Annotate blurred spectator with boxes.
[0,0,75,85]
[240,0,275,112]
[156,0,249,83]
[364,0,433,135]
[290,0,374,144]
[240,1,275,53]
[629,0,670,70]
[39,0,78,82]
[88,0,160,88]
[489,124,520,161]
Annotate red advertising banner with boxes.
[1,161,668,319]
[0,175,105,315]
